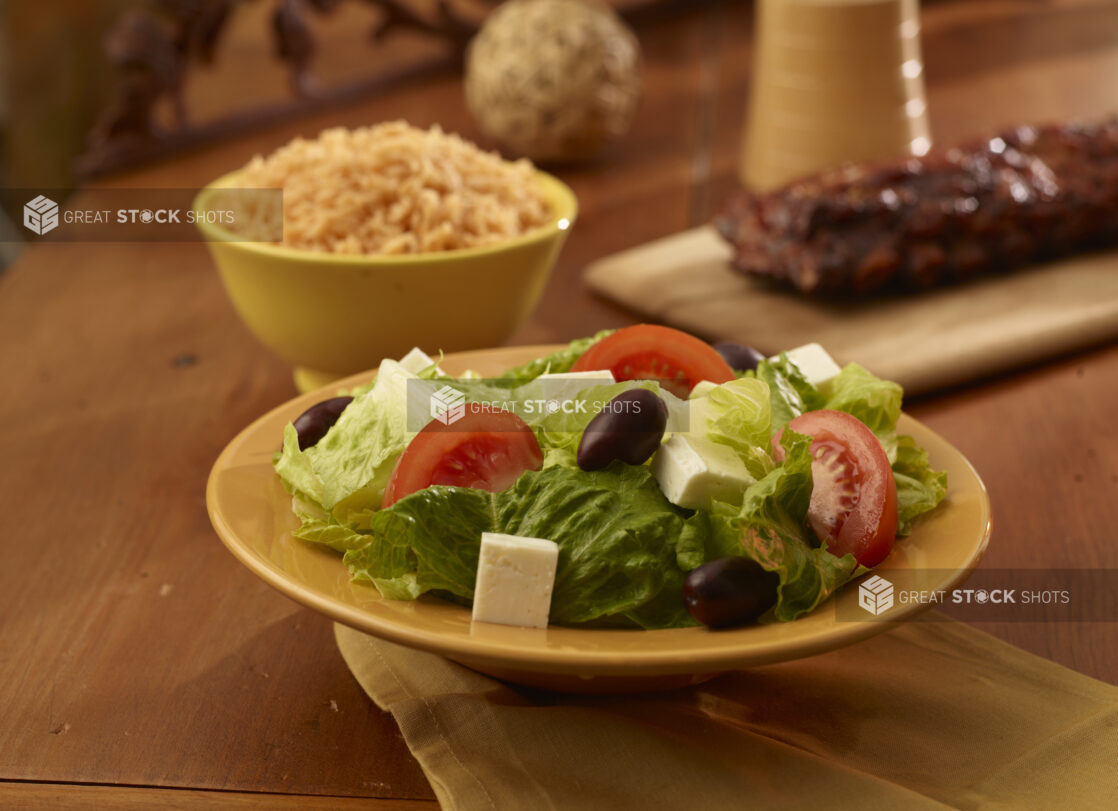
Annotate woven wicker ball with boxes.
[465,0,641,161]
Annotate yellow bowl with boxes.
[193,170,577,392]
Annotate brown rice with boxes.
[228,121,552,255]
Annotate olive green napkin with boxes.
[335,618,1118,810]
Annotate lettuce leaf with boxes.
[343,528,423,600]
[732,429,860,620]
[687,377,775,480]
[274,360,507,520]
[751,357,945,527]
[893,435,949,535]
[752,356,902,461]
[290,501,372,554]
[676,429,859,621]
[753,354,826,432]
[823,363,903,462]
[274,363,414,519]
[816,363,945,529]
[344,464,699,629]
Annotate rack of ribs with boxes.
[715,118,1118,297]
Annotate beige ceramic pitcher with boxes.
[740,0,931,190]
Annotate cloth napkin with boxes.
[335,618,1118,810]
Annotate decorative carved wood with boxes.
[77,0,497,177]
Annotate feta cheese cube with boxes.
[533,370,616,401]
[472,533,560,629]
[651,434,755,511]
[397,347,443,376]
[374,358,440,436]
[775,343,842,388]
[535,371,616,383]
[660,388,692,434]
[374,358,416,400]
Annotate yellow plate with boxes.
[206,345,991,693]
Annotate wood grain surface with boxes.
[0,782,430,810]
[2,0,1117,806]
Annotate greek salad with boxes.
[274,325,947,630]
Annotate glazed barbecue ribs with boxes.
[716,119,1118,297]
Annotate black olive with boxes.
[292,396,353,450]
[712,341,766,373]
[683,556,780,628]
[577,389,668,471]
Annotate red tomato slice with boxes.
[382,403,543,507]
[773,410,898,568]
[570,324,735,399]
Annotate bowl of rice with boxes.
[193,121,576,392]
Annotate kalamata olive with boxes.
[712,341,766,373]
[577,389,668,471]
[292,396,353,450]
[683,556,780,628]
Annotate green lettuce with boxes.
[733,429,860,620]
[800,361,946,527]
[675,429,860,621]
[291,513,371,552]
[344,464,700,629]
[823,363,903,462]
[687,377,775,480]
[893,435,949,535]
[753,354,826,432]
[751,356,944,523]
[275,361,513,521]
[752,356,902,459]
[274,362,417,521]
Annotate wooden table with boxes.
[3,0,1116,806]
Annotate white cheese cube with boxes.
[660,388,692,434]
[374,358,415,400]
[472,533,560,629]
[774,343,842,388]
[533,370,616,401]
[651,434,755,511]
[535,371,616,383]
[375,358,440,436]
[397,347,443,376]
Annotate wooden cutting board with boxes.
[584,226,1118,395]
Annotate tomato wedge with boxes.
[570,324,735,398]
[382,403,543,507]
[773,410,898,568]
